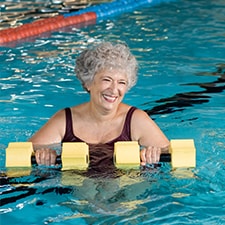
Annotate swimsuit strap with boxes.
[105,106,137,145]
[62,107,81,142]
[122,106,137,140]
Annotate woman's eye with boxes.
[103,78,111,82]
[119,81,127,85]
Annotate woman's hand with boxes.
[140,146,161,166]
[35,148,57,166]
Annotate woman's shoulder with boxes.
[130,107,153,124]
[118,103,146,117]
[47,108,66,125]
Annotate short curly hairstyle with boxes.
[75,42,138,92]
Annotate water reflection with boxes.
[0,0,109,29]
[145,64,225,115]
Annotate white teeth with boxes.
[103,94,116,102]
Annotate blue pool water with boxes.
[1,0,225,224]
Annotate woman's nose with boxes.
[110,81,120,93]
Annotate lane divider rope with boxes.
[0,0,175,44]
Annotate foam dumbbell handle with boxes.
[159,153,171,162]
[31,155,62,165]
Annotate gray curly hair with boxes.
[75,42,138,92]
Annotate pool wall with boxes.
[0,0,176,44]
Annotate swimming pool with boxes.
[1,0,225,224]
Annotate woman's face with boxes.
[87,68,128,112]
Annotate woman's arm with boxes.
[28,109,66,165]
[131,109,170,165]
[29,109,65,144]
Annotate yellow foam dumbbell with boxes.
[114,141,140,169]
[6,142,34,167]
[5,142,34,177]
[114,140,196,168]
[169,139,196,168]
[5,142,89,171]
[61,142,89,170]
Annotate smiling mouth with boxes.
[103,94,117,103]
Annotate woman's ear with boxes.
[86,84,90,91]
[84,83,91,93]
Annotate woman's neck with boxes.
[87,102,121,123]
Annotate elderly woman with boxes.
[29,42,169,167]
